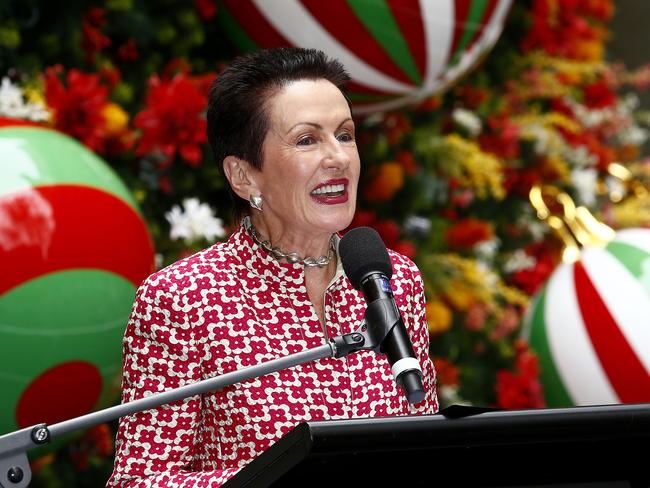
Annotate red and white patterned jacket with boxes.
[107,223,438,487]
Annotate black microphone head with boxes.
[339,227,393,289]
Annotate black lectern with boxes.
[224,403,650,488]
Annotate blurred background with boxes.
[1,0,649,485]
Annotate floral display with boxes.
[165,197,226,245]
[0,77,49,121]
[2,0,649,485]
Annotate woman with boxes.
[107,47,437,487]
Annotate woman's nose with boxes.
[322,138,350,169]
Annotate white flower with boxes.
[563,144,596,168]
[527,219,548,242]
[524,124,551,155]
[452,108,482,137]
[165,198,226,244]
[571,167,598,207]
[403,215,432,235]
[518,208,548,242]
[503,249,536,274]
[474,236,501,263]
[618,125,649,146]
[476,261,499,288]
[0,77,50,121]
[573,104,611,128]
[620,92,640,112]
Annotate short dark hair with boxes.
[206,47,351,220]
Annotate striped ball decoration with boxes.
[0,118,154,438]
[218,0,513,114]
[524,228,650,407]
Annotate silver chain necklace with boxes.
[243,216,336,268]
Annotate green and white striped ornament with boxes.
[219,0,512,113]
[523,228,650,407]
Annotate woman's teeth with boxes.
[311,184,345,196]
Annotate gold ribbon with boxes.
[529,184,615,263]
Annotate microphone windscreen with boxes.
[339,227,393,289]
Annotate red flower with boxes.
[396,150,418,176]
[503,167,541,198]
[521,0,607,60]
[510,242,558,295]
[44,66,110,152]
[414,94,442,112]
[464,302,488,331]
[99,65,121,88]
[163,58,192,78]
[373,219,401,248]
[580,0,614,21]
[550,97,575,118]
[117,38,139,63]
[195,0,217,21]
[432,357,460,387]
[558,127,616,170]
[190,72,217,97]
[450,189,474,209]
[439,208,458,221]
[70,423,115,471]
[478,115,520,159]
[495,346,545,409]
[348,209,378,230]
[347,211,414,256]
[81,7,111,64]
[383,112,411,145]
[456,85,489,109]
[583,79,616,108]
[87,423,114,456]
[445,218,494,250]
[134,73,208,167]
[392,240,416,259]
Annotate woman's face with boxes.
[253,79,360,238]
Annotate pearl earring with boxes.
[249,194,263,211]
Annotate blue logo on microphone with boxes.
[380,277,393,294]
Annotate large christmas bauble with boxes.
[523,228,650,407]
[218,0,512,113]
[0,119,154,437]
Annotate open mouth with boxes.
[310,183,346,198]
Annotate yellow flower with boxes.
[23,87,45,106]
[443,134,505,200]
[574,39,604,62]
[444,281,475,311]
[522,52,606,89]
[102,102,129,135]
[540,155,570,182]
[426,301,453,335]
[497,283,529,308]
[516,111,580,134]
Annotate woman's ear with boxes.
[223,156,260,201]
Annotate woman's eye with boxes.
[297,136,316,146]
[337,132,354,142]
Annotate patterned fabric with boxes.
[107,223,438,487]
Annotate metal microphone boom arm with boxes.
[0,312,397,488]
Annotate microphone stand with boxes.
[0,312,403,488]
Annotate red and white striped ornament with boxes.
[219,0,512,113]
[524,228,650,407]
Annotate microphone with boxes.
[339,227,426,404]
